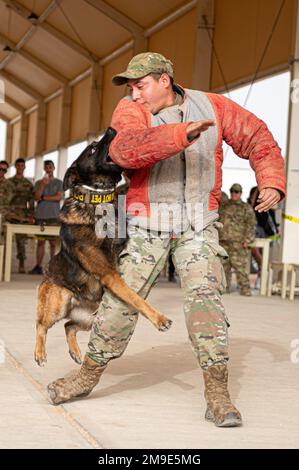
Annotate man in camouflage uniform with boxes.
[47,53,285,428]
[0,161,15,235]
[219,184,256,296]
[8,158,34,273]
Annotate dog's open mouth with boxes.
[105,155,114,164]
[101,153,123,173]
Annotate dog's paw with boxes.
[35,353,47,367]
[157,317,172,332]
[69,350,82,365]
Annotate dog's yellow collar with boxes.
[73,188,115,205]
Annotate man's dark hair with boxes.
[15,158,25,165]
[0,160,9,168]
[44,160,54,167]
[150,72,174,88]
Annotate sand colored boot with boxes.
[203,364,242,427]
[47,355,106,405]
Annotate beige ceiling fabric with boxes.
[0,0,295,161]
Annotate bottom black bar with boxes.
[0,449,297,467]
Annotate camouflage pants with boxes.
[220,241,251,291]
[87,223,230,370]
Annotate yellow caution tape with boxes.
[267,234,280,241]
[282,213,299,224]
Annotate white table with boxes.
[250,238,272,296]
[1,226,272,291]
[3,223,60,282]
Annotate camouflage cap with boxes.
[230,183,243,192]
[112,52,174,86]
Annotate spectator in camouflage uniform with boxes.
[0,161,15,233]
[219,183,256,296]
[8,158,34,273]
[47,53,285,427]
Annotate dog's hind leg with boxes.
[65,302,96,364]
[35,281,72,367]
[65,321,84,365]
[64,321,92,365]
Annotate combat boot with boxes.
[47,355,106,405]
[203,364,242,427]
[240,288,252,296]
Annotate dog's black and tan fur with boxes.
[34,127,172,367]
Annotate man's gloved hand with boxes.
[186,120,215,141]
[255,188,281,212]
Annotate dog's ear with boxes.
[63,164,79,191]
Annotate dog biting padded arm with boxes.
[109,99,196,170]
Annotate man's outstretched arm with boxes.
[207,93,286,212]
[109,98,214,169]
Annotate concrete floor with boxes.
[0,275,298,449]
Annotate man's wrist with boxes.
[265,187,284,200]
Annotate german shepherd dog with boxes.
[34,127,172,367]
